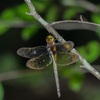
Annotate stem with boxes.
[0,69,33,81]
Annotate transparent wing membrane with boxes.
[56,41,74,52]
[17,40,78,69]
[55,43,78,66]
[57,52,79,66]
[26,53,52,69]
[17,46,47,58]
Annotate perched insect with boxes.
[17,35,78,69]
[17,35,78,97]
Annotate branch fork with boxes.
[24,0,100,79]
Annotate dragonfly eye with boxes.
[46,35,55,43]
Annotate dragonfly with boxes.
[17,35,79,97]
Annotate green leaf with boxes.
[68,73,84,92]
[45,6,59,22]
[91,14,100,38]
[0,22,10,35]
[0,53,20,72]
[77,41,100,63]
[63,7,85,19]
[91,14,100,24]
[0,8,16,35]
[0,82,4,100]
[22,25,39,41]
[62,66,84,92]
[32,1,48,12]
[16,4,34,20]
[16,1,48,20]
[1,8,16,20]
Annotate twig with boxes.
[0,20,100,31]
[0,65,100,82]
[0,69,33,81]
[50,20,100,31]
[24,0,100,79]
[62,0,100,13]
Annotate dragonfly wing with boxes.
[55,42,74,52]
[57,52,79,66]
[26,53,52,69]
[17,46,48,58]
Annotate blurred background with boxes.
[0,0,100,100]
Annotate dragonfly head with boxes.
[46,35,55,44]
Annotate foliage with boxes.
[77,41,100,63]
[62,65,84,92]
[0,83,4,100]
[62,6,85,19]
[0,53,21,72]
[91,13,100,38]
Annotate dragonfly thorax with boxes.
[46,35,57,60]
[46,35,56,51]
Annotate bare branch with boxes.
[0,69,33,81]
[0,65,100,82]
[24,0,100,80]
[61,0,100,13]
[50,20,100,32]
[0,20,100,33]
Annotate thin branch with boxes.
[0,20,100,33]
[0,65,100,82]
[81,65,100,73]
[50,20,100,32]
[62,0,100,13]
[0,69,33,81]
[0,20,39,28]
[24,0,100,80]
